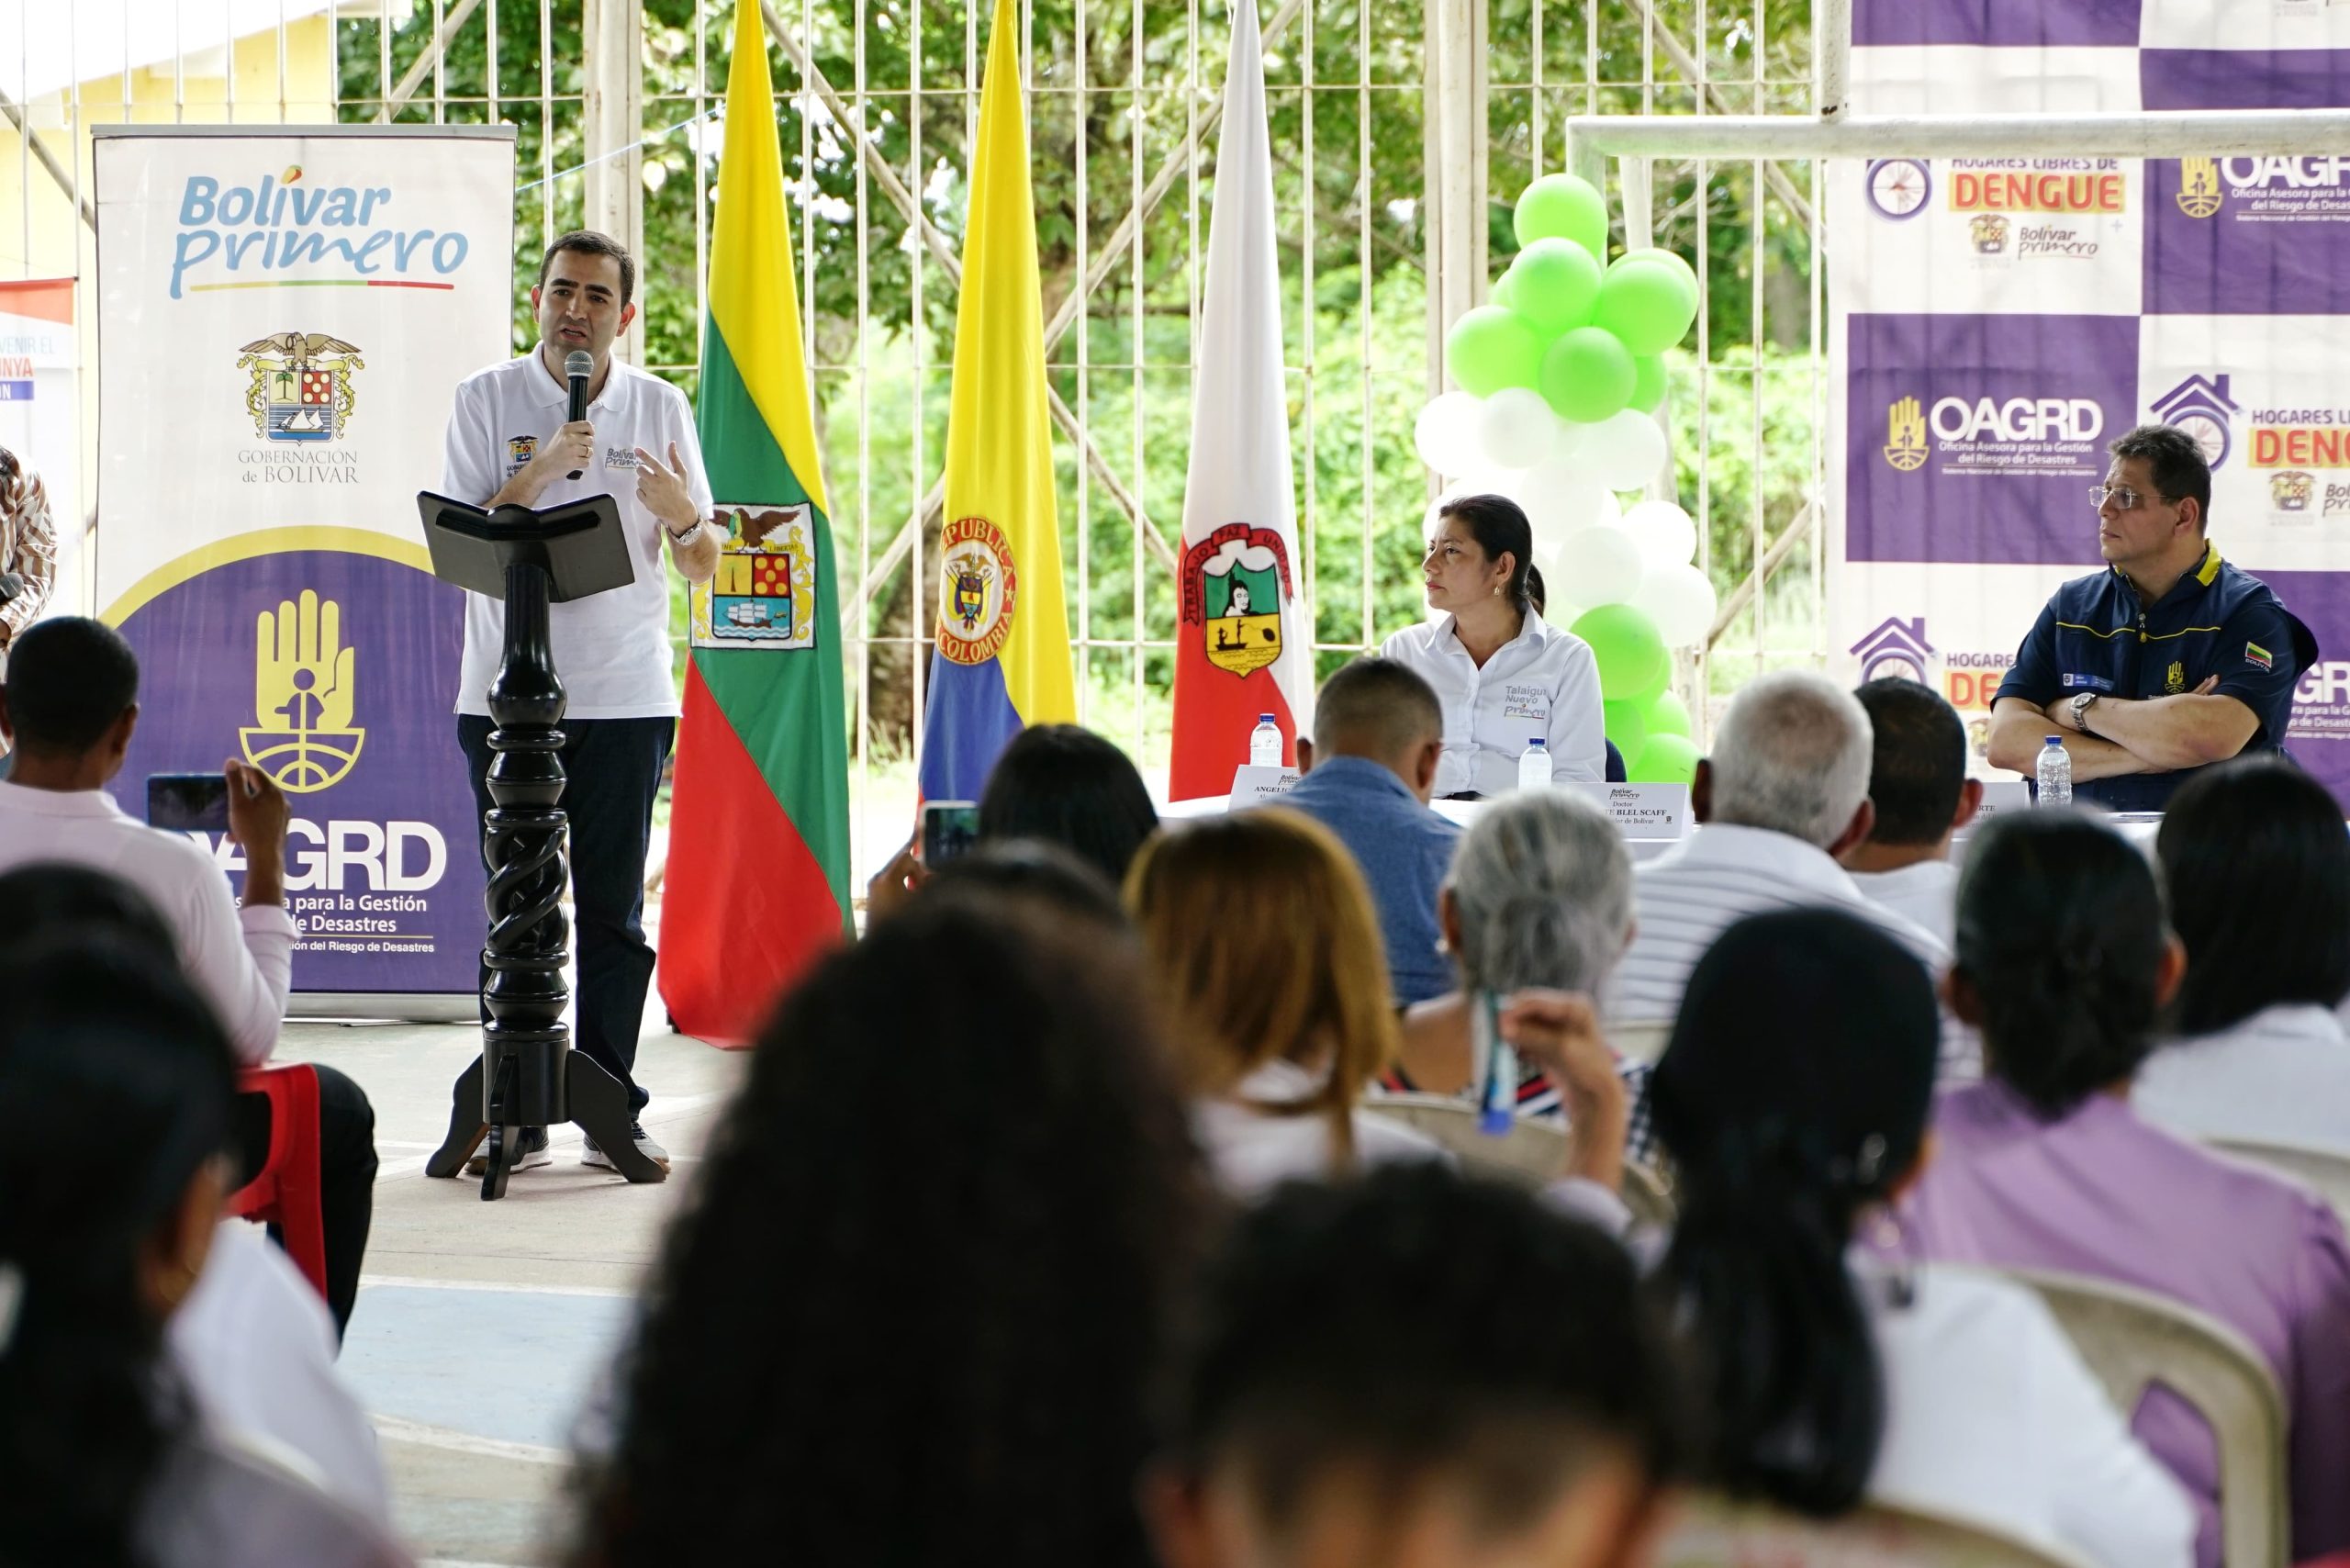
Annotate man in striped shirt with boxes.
[1610,669,1950,1029]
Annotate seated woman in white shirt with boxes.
[1378,493,1606,797]
[1127,809,1443,1199]
[1640,908,2192,1568]
[2143,756,2350,1156]
[0,937,405,1568]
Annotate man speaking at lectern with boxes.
[442,230,720,1176]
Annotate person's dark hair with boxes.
[538,229,637,308]
[1852,678,1966,846]
[1167,1162,1687,1537]
[2157,757,2350,1034]
[977,723,1160,889]
[3,616,139,756]
[1311,656,1443,761]
[1649,908,1939,1518]
[921,836,1130,930]
[1439,493,1545,614]
[0,863,176,959]
[2109,423,2212,525]
[0,936,240,1567]
[1955,810,2167,1118]
[570,898,1209,1568]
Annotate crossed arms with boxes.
[1986,684,2259,781]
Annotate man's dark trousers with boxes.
[457,715,674,1116]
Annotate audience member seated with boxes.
[1841,677,1981,948]
[1908,810,2350,1567]
[1127,809,1441,1198]
[567,895,1209,1568]
[1648,908,2192,1568]
[1284,656,1460,1004]
[0,936,407,1568]
[2139,757,2350,1155]
[1387,789,1633,1123]
[1610,669,1948,1027]
[0,618,378,1336]
[867,722,1160,917]
[0,864,389,1526]
[1146,1163,1688,1568]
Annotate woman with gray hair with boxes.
[1385,790,1638,1138]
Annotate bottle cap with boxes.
[1258,713,1274,722]
[1528,739,1546,748]
[2044,735,2063,744]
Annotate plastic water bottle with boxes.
[1517,737,1553,792]
[1249,714,1282,768]
[2037,736,2072,807]
[1475,991,1516,1136]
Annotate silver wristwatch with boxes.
[2069,690,2099,732]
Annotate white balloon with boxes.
[1589,409,1670,491]
[1516,457,1615,553]
[1634,560,1719,646]
[1476,388,1559,471]
[1618,499,1698,566]
[1414,391,1488,477]
[1550,417,1606,467]
[1550,522,1645,610]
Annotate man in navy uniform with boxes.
[1987,423,2315,810]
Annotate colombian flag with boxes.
[916,0,1077,802]
[656,0,852,1044]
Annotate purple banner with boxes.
[111,549,483,994]
[1846,312,2140,564]
[1853,0,2142,49]
[2144,157,2350,316]
[2141,50,2350,112]
[2253,568,2350,802]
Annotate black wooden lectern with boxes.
[415,492,666,1198]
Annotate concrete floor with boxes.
[270,1011,747,1568]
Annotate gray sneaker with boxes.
[582,1120,671,1173]
[464,1125,551,1176]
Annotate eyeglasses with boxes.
[2088,483,2153,511]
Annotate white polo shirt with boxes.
[1379,610,1605,796]
[1850,858,1960,949]
[2136,1003,2350,1158]
[442,353,713,720]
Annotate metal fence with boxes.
[5,0,1829,866]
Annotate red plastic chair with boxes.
[226,1064,329,1304]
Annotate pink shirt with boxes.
[1902,1080,2350,1568]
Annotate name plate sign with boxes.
[1570,782,1690,838]
[1228,764,1302,808]
[1970,779,2031,822]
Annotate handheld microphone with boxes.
[564,349,593,479]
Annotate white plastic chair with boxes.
[1999,1266,2288,1568]
[2209,1137,2350,1228]
[1363,1092,1675,1226]
[1656,1493,2098,1568]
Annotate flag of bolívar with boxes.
[657,0,851,1044]
[1167,0,1311,799]
[916,0,1076,803]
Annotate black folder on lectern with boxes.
[416,491,634,603]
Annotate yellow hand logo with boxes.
[241,589,364,792]
[1885,395,1929,472]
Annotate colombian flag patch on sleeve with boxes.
[2245,641,2275,672]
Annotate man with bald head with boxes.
[1283,657,1460,1003]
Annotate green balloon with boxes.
[1629,732,1703,785]
[1612,245,1700,297]
[1539,327,1635,424]
[1514,174,1609,259]
[1644,688,1693,739]
[1505,238,1603,334]
[1603,699,1650,763]
[1628,353,1667,414]
[1593,258,1698,356]
[1491,271,1519,311]
[1569,604,1669,704]
[1444,306,1546,398]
